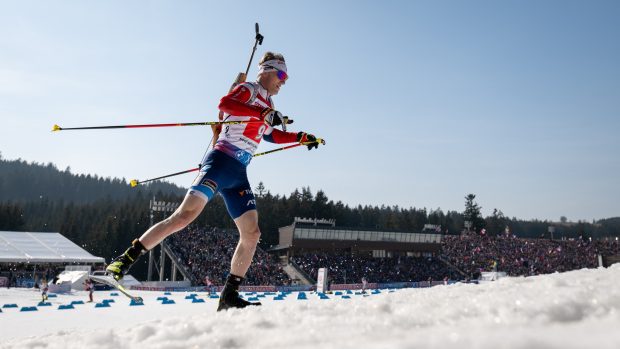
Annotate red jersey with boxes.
[216,82,297,165]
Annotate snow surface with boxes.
[1,265,619,349]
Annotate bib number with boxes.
[255,125,267,140]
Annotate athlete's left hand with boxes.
[297,132,321,150]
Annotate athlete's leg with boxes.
[108,151,229,280]
[138,192,207,250]
[217,184,261,311]
[229,209,261,277]
[107,190,209,280]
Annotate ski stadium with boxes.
[1,222,619,348]
[2,2,620,348]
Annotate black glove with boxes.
[297,132,319,150]
[261,108,284,127]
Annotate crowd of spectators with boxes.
[168,224,620,286]
[4,226,618,289]
[292,234,620,284]
[0,264,62,288]
[167,225,290,286]
[441,231,620,278]
[292,252,462,284]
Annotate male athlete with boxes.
[106,52,322,311]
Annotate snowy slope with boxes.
[1,264,619,349]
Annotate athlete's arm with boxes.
[218,84,268,118]
[262,127,298,144]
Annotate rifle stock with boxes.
[212,72,248,147]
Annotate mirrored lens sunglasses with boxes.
[276,70,288,81]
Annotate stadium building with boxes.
[271,217,443,258]
[268,218,461,286]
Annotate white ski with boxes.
[90,274,143,303]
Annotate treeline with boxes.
[0,156,184,204]
[0,202,25,230]
[1,155,619,279]
[3,186,617,247]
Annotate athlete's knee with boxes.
[240,226,261,244]
[167,209,197,230]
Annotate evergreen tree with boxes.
[255,182,266,197]
[464,194,486,232]
[0,202,25,230]
[485,208,507,236]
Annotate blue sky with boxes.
[1,1,619,221]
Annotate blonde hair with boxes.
[259,52,285,64]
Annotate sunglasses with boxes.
[276,70,288,81]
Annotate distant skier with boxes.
[106,52,322,311]
[361,277,368,293]
[84,278,94,303]
[40,278,48,302]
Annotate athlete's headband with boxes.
[258,59,287,76]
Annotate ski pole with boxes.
[245,23,265,78]
[130,167,200,187]
[131,138,325,187]
[52,119,276,132]
[253,138,326,158]
[252,143,303,158]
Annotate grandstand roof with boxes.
[0,231,105,264]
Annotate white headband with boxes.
[258,59,287,76]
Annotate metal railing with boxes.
[288,259,316,284]
[161,243,194,283]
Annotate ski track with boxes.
[1,264,619,349]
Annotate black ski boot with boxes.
[217,274,262,311]
[106,239,146,281]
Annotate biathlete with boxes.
[84,278,94,303]
[40,278,49,302]
[106,52,322,311]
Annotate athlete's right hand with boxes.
[261,108,285,127]
[297,132,321,150]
